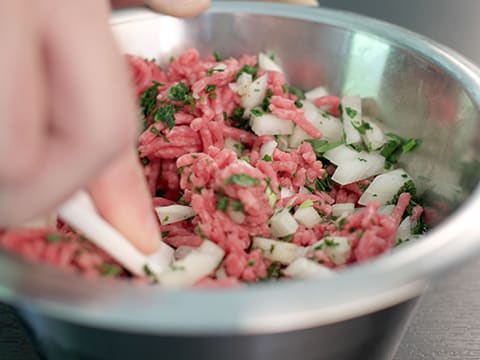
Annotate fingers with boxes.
[89,150,161,255]
[0,0,138,225]
[0,0,46,184]
[144,0,211,17]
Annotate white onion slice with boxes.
[377,204,395,215]
[331,152,385,185]
[294,207,321,228]
[229,72,252,96]
[396,216,412,243]
[341,96,363,145]
[323,145,359,165]
[253,237,303,265]
[358,169,412,206]
[362,118,387,150]
[260,140,278,159]
[270,209,298,237]
[305,86,329,101]
[223,138,243,156]
[258,52,283,73]
[155,205,195,225]
[159,240,224,288]
[280,187,295,199]
[322,236,351,265]
[250,113,294,136]
[331,203,355,217]
[241,74,268,110]
[283,258,334,279]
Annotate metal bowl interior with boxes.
[1,2,480,335]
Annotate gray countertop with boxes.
[1,1,480,359]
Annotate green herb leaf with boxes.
[150,126,170,142]
[281,234,294,242]
[213,51,223,62]
[351,120,372,135]
[307,139,344,155]
[153,104,176,129]
[206,84,216,93]
[161,231,170,238]
[207,68,225,76]
[324,238,340,247]
[217,195,229,212]
[294,100,303,108]
[225,173,260,187]
[299,200,314,209]
[141,157,150,166]
[248,259,256,266]
[235,65,259,80]
[264,262,282,280]
[402,138,421,153]
[231,199,244,212]
[140,81,164,118]
[287,86,306,100]
[196,226,208,240]
[260,88,274,112]
[262,154,272,162]
[315,175,335,192]
[143,264,159,283]
[99,263,122,277]
[168,82,189,102]
[46,234,64,243]
[345,106,358,119]
[250,108,264,117]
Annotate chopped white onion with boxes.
[322,236,351,265]
[294,206,321,229]
[289,125,310,149]
[155,205,196,225]
[270,209,299,238]
[241,74,268,110]
[341,96,363,144]
[331,152,385,185]
[260,140,278,159]
[362,118,386,150]
[224,138,243,156]
[215,266,228,280]
[358,169,412,206]
[159,240,224,288]
[396,216,412,243]
[305,86,329,101]
[174,246,194,260]
[323,145,359,166]
[283,258,334,279]
[229,72,252,96]
[315,112,344,142]
[253,237,303,265]
[331,203,355,217]
[258,52,283,73]
[280,187,295,199]
[250,113,294,136]
[276,135,290,151]
[145,242,175,274]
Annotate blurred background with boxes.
[2,1,480,359]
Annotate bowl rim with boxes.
[3,2,480,335]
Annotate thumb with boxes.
[144,0,211,17]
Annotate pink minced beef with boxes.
[0,49,418,285]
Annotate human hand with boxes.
[0,0,162,254]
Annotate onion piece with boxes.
[258,52,283,73]
[341,96,363,145]
[358,169,412,206]
[155,205,195,225]
[283,258,334,279]
[253,237,303,265]
[241,74,268,110]
[322,236,351,265]
[250,113,294,136]
[280,187,295,199]
[270,209,298,238]
[362,118,387,150]
[229,72,252,96]
[332,203,355,217]
[305,86,329,101]
[159,240,225,288]
[378,204,395,215]
[396,216,412,243]
[331,152,385,185]
[294,206,321,229]
[224,138,244,156]
[260,140,278,159]
[323,145,359,165]
[316,112,344,142]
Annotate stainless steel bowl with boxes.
[2,2,480,359]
